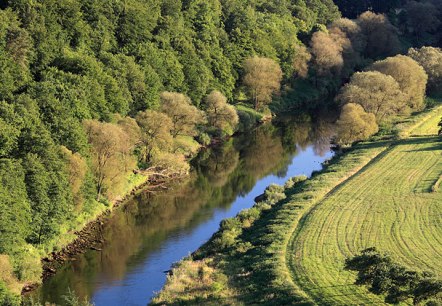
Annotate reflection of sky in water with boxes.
[90,146,333,306]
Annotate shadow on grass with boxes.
[190,193,316,306]
[400,136,442,152]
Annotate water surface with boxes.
[34,119,334,305]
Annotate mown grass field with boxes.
[288,106,442,305]
[152,105,442,306]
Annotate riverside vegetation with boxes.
[152,99,442,306]
[151,1,442,303]
[1,0,442,304]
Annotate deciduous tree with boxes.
[405,0,440,41]
[60,146,88,209]
[335,103,378,145]
[204,90,239,136]
[292,44,311,79]
[83,120,136,200]
[338,71,406,122]
[243,57,283,110]
[368,55,428,110]
[160,92,205,137]
[357,11,400,59]
[310,30,347,77]
[136,110,173,164]
[408,47,442,94]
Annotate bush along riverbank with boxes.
[151,104,442,306]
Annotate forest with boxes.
[1,0,442,304]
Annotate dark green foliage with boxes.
[0,159,31,253]
[23,153,71,245]
[0,0,344,296]
[334,0,405,18]
[345,248,442,304]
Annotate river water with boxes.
[33,118,334,305]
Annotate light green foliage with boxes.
[0,281,20,306]
[338,71,406,122]
[160,92,205,137]
[368,55,428,111]
[23,153,71,245]
[243,57,283,110]
[336,103,379,145]
[153,105,442,306]
[288,106,442,305]
[136,110,173,163]
[0,0,343,296]
[204,90,239,136]
[83,119,138,200]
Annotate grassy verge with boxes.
[288,106,442,305]
[151,104,442,305]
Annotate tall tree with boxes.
[204,90,239,136]
[83,120,136,200]
[23,153,71,245]
[335,103,379,145]
[243,57,282,110]
[160,92,205,137]
[357,11,400,59]
[338,71,406,122]
[60,146,88,209]
[136,110,174,164]
[405,0,440,42]
[0,159,31,253]
[368,55,428,110]
[291,44,312,79]
[408,47,442,94]
[310,30,349,77]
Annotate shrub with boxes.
[284,175,308,189]
[263,184,286,204]
[0,255,20,306]
[0,282,20,306]
[12,248,41,284]
[345,248,442,304]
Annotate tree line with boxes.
[335,46,442,145]
[0,0,441,302]
[0,0,340,302]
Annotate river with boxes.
[32,117,335,305]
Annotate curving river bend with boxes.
[33,118,335,305]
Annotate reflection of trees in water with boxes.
[195,140,240,187]
[278,115,335,157]
[311,119,336,156]
[239,124,292,180]
[38,117,334,303]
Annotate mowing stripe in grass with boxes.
[287,105,442,305]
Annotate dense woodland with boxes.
[0,0,442,303]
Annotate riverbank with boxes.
[31,116,334,305]
[151,104,442,305]
[22,169,189,296]
[18,105,272,300]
